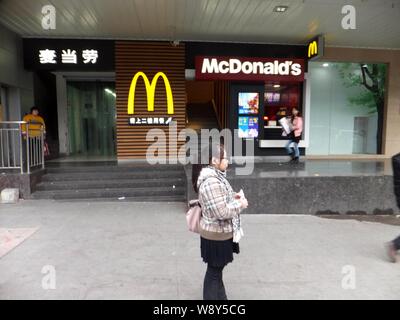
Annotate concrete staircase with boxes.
[31,162,186,201]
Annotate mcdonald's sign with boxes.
[308,41,318,58]
[127,71,174,115]
[307,35,324,61]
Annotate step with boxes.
[52,195,186,203]
[41,170,186,182]
[45,164,184,174]
[31,186,186,200]
[35,177,185,191]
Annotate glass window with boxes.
[308,62,386,155]
[262,82,303,140]
[67,81,116,156]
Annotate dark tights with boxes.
[203,264,227,300]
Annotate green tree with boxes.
[334,63,386,154]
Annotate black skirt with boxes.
[200,237,240,267]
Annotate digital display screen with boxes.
[238,92,259,114]
[238,116,259,138]
[265,92,280,103]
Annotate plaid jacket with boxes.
[197,166,242,233]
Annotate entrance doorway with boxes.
[67,81,116,158]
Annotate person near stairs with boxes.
[285,108,303,164]
[192,143,248,300]
[21,106,46,169]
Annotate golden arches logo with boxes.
[127,72,174,115]
[308,41,318,58]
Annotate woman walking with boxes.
[285,108,303,164]
[192,144,248,300]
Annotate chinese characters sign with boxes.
[23,39,114,71]
[39,49,99,64]
[129,117,173,126]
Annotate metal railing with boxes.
[0,121,45,174]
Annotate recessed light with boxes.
[322,63,329,67]
[273,5,289,13]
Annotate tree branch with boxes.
[360,64,375,92]
[363,65,375,81]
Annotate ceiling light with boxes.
[105,88,116,97]
[273,6,289,13]
[322,63,329,67]
[273,84,281,88]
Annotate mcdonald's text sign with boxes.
[195,56,305,82]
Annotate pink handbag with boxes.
[186,199,202,233]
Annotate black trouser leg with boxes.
[393,235,400,251]
[203,265,226,300]
[218,270,227,300]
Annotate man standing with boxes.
[21,107,46,170]
[22,107,46,138]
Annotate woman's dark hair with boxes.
[31,106,39,113]
[291,108,301,121]
[192,143,225,193]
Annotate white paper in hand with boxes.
[279,117,292,135]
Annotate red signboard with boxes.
[195,56,305,82]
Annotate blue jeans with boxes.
[285,140,300,158]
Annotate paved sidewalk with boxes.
[0,200,399,300]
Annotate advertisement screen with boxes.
[238,92,259,114]
[238,116,259,138]
[265,92,280,103]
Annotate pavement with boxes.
[0,200,399,300]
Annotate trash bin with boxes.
[392,153,400,208]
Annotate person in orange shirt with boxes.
[21,107,46,137]
[21,107,47,170]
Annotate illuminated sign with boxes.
[127,72,174,115]
[23,39,114,71]
[38,49,98,65]
[129,117,173,126]
[195,56,305,81]
[307,35,324,60]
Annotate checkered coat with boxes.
[197,166,242,234]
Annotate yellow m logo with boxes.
[308,41,318,58]
[127,72,174,115]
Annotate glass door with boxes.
[67,81,116,157]
[0,85,8,121]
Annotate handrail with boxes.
[0,121,27,124]
[211,99,222,130]
[0,121,45,174]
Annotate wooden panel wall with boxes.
[115,41,186,159]
[186,80,214,103]
[213,80,230,129]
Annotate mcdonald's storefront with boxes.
[23,39,309,160]
[22,38,397,160]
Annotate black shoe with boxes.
[292,157,300,164]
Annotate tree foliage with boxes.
[333,63,386,114]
